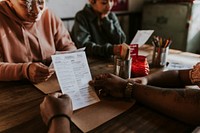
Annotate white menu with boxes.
[51,51,100,110]
[130,30,154,47]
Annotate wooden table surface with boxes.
[0,45,199,133]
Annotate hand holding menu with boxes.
[51,51,100,110]
[35,49,134,132]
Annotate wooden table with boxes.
[0,45,199,133]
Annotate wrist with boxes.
[51,117,70,125]
[26,63,32,80]
[124,80,135,99]
[113,45,121,56]
[47,114,71,130]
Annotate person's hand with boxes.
[130,77,148,85]
[40,92,73,125]
[89,73,127,98]
[101,12,109,19]
[113,43,130,60]
[28,62,54,83]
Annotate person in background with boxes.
[89,62,200,125]
[0,0,77,83]
[40,92,72,133]
[71,0,129,59]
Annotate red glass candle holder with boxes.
[131,55,149,77]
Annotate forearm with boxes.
[179,69,193,85]
[146,70,185,88]
[132,83,200,125]
[0,62,30,81]
[85,42,114,57]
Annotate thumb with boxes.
[89,80,105,87]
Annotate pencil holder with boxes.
[152,46,169,67]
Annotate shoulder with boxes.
[75,10,86,18]
[41,8,58,19]
[40,8,62,24]
[75,4,96,20]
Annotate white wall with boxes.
[186,1,200,53]
[46,0,88,18]
[47,0,144,18]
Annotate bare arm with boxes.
[48,118,70,133]
[90,73,200,125]
[131,82,200,125]
[146,69,192,88]
[40,93,73,133]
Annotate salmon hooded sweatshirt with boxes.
[0,1,76,81]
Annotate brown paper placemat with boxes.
[34,73,135,132]
[72,98,135,133]
[34,74,60,94]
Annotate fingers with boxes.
[32,76,51,83]
[89,73,110,86]
[120,43,130,60]
[49,92,71,100]
[113,44,130,60]
[49,68,55,74]
[131,77,148,85]
[94,73,112,80]
[131,78,142,83]
[89,73,115,86]
[91,80,105,87]
[32,63,53,75]
[40,93,71,125]
[97,89,109,97]
[49,92,63,98]
[28,62,55,83]
[58,94,70,99]
[101,13,109,19]
[37,63,54,74]
[40,92,73,125]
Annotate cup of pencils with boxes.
[151,36,172,68]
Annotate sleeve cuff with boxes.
[22,62,32,80]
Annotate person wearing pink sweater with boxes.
[0,0,77,83]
